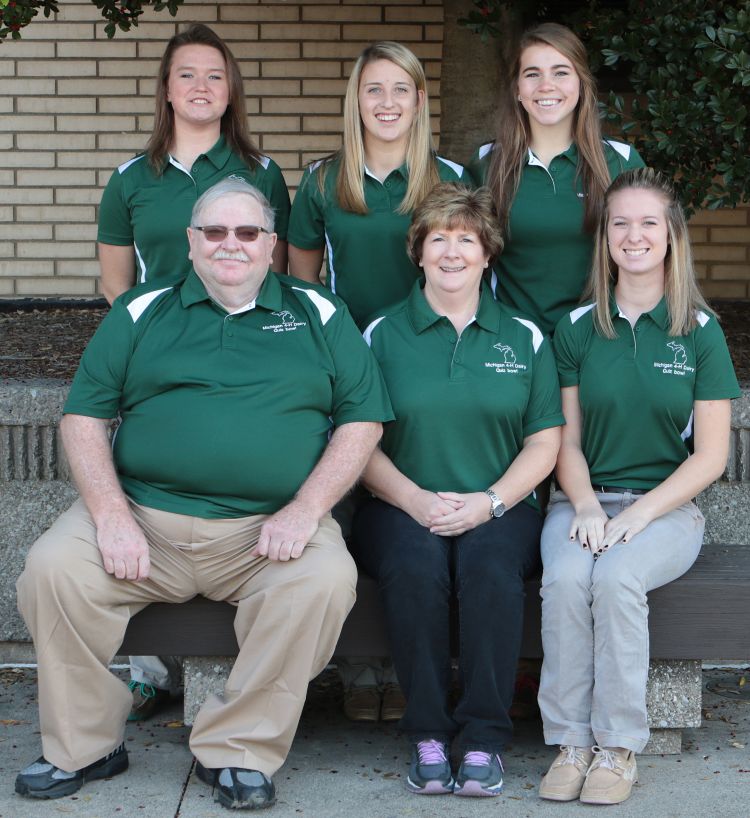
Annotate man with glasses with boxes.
[15,179,392,811]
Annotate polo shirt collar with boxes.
[168,136,232,175]
[526,141,578,167]
[364,162,409,183]
[203,135,233,171]
[180,268,283,313]
[406,278,494,334]
[609,293,670,330]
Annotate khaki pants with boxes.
[538,490,704,753]
[16,499,356,775]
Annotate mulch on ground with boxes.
[1,299,749,383]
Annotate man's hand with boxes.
[252,499,320,561]
[96,510,151,580]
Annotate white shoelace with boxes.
[555,745,590,768]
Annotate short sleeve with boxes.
[97,167,134,246]
[552,312,585,387]
[522,335,564,438]
[257,158,291,241]
[323,302,394,427]
[288,165,327,250]
[64,301,136,418]
[694,314,741,400]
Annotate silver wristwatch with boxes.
[485,488,506,519]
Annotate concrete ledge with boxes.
[183,656,701,755]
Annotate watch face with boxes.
[492,503,506,518]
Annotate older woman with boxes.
[538,168,740,805]
[351,183,563,797]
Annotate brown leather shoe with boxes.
[380,683,406,722]
[343,685,380,722]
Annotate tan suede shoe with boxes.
[380,683,407,722]
[343,685,381,721]
[539,745,594,801]
[579,746,637,805]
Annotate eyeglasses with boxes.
[193,225,270,242]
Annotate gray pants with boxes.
[538,490,704,753]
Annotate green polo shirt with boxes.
[364,281,564,511]
[64,271,393,519]
[98,136,291,284]
[553,299,740,489]
[468,140,644,335]
[288,155,472,329]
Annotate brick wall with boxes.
[689,210,750,300]
[0,0,748,298]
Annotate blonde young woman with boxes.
[538,168,739,805]
[469,23,644,336]
[288,40,471,329]
[288,41,471,722]
[98,23,290,304]
[97,23,291,718]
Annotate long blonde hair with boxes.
[588,168,713,338]
[319,41,438,215]
[146,24,262,173]
[486,23,611,235]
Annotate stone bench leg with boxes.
[183,656,234,726]
[644,659,702,754]
[183,656,703,755]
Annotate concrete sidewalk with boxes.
[1,666,748,818]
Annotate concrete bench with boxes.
[120,541,750,754]
[3,381,750,755]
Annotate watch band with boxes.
[484,488,506,519]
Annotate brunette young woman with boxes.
[469,22,644,336]
[98,23,290,304]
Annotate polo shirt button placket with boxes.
[223,315,236,348]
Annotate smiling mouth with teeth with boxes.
[623,248,649,255]
[376,114,400,121]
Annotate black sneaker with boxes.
[15,743,128,799]
[195,760,276,810]
[406,739,454,794]
[454,750,504,796]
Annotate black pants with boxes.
[350,497,541,753]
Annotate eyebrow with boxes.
[522,63,572,72]
[173,64,226,72]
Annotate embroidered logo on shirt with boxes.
[653,341,694,376]
[484,343,527,373]
[262,310,307,333]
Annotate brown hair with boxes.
[407,183,504,266]
[486,22,611,235]
[588,167,713,338]
[146,24,262,173]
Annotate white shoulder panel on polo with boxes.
[291,286,337,326]
[126,287,172,323]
